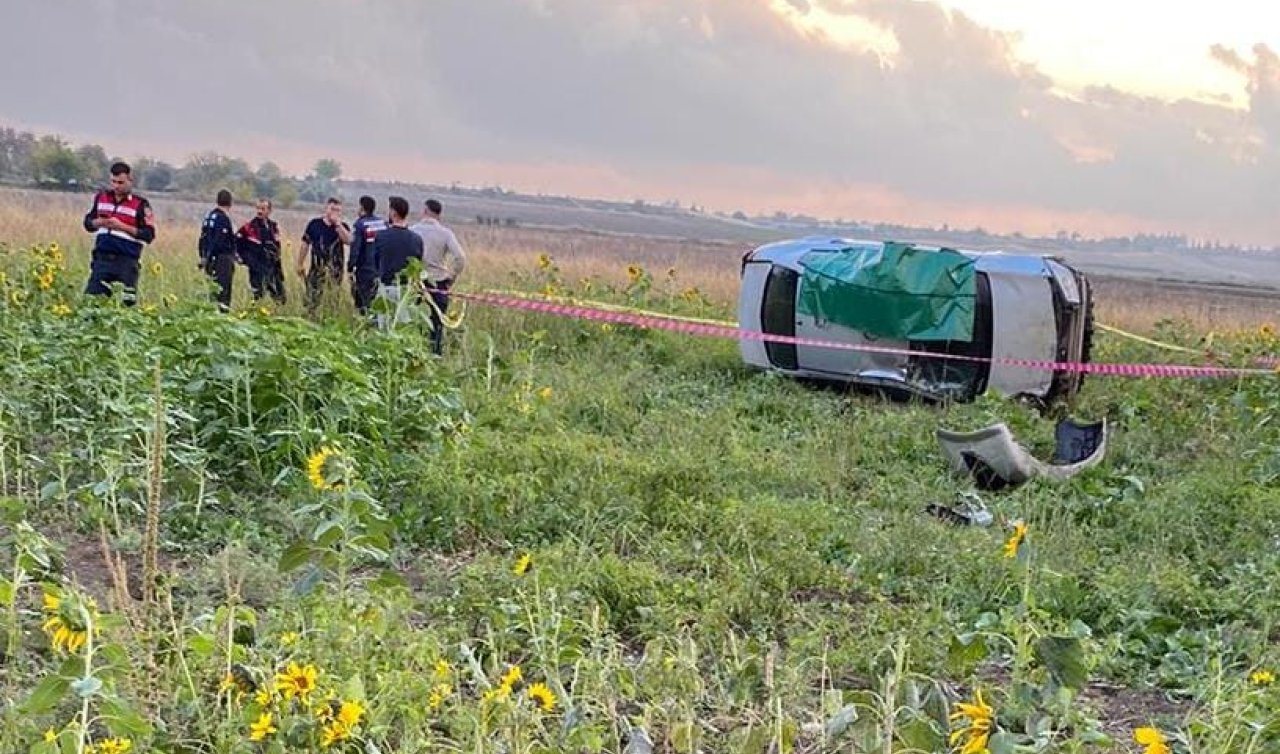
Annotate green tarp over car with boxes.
[796,241,976,342]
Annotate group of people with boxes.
[83,161,468,355]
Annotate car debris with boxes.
[936,418,1107,491]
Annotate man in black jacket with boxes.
[348,195,384,315]
[371,196,423,328]
[199,189,237,311]
[237,198,286,304]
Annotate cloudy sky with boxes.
[5,0,1279,244]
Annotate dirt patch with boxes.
[1081,681,1192,736]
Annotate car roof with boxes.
[750,236,1061,277]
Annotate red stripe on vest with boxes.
[96,191,144,229]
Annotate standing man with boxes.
[372,196,423,328]
[237,198,286,304]
[348,195,385,315]
[82,162,156,306]
[198,189,237,312]
[296,197,351,313]
[409,198,467,355]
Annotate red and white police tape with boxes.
[436,288,1279,379]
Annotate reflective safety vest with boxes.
[84,191,154,258]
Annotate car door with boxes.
[793,269,910,379]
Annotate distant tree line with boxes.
[0,127,347,210]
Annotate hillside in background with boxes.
[340,179,1280,294]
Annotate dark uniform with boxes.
[237,217,286,303]
[301,217,350,311]
[349,213,385,314]
[82,189,156,305]
[199,206,237,311]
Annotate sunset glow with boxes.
[768,0,1276,107]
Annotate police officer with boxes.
[348,195,385,315]
[237,198,286,304]
[199,189,237,311]
[82,162,156,306]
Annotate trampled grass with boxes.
[0,194,1277,753]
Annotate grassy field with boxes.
[0,196,1278,754]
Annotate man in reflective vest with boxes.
[348,195,385,315]
[237,198,287,304]
[82,161,156,306]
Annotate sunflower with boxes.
[320,721,351,748]
[1003,521,1029,559]
[51,303,71,317]
[274,662,319,702]
[337,700,365,729]
[501,664,523,689]
[150,261,163,275]
[40,591,89,655]
[527,682,557,712]
[249,712,277,741]
[1252,669,1275,686]
[306,447,340,490]
[433,658,452,681]
[428,683,452,709]
[626,264,643,283]
[96,738,132,754]
[513,553,533,576]
[949,688,995,754]
[1134,727,1170,754]
[536,253,553,270]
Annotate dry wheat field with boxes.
[1,187,1274,335]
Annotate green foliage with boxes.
[0,247,1278,752]
[30,136,89,188]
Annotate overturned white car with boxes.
[738,237,1094,403]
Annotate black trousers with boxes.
[248,254,286,304]
[352,269,379,314]
[206,252,236,311]
[84,252,140,306]
[426,279,452,355]
[306,264,343,312]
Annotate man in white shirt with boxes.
[409,198,467,355]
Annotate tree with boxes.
[31,135,88,187]
[134,158,175,191]
[254,161,291,199]
[274,182,299,209]
[0,129,36,180]
[76,144,111,182]
[177,152,253,196]
[313,158,341,182]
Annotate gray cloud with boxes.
[2,0,1274,241]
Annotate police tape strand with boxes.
[429,288,1278,379]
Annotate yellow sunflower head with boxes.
[305,446,344,490]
